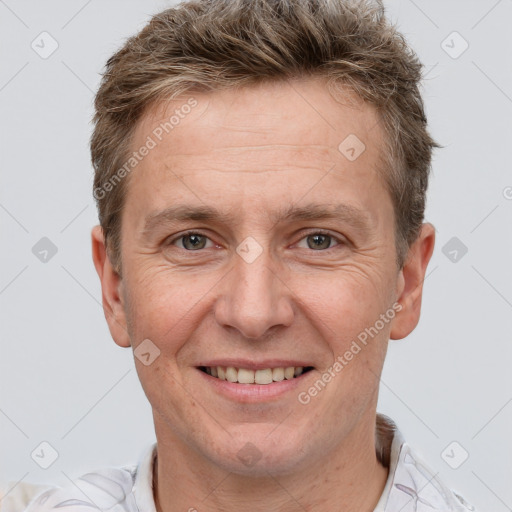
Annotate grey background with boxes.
[0,0,511,510]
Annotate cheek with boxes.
[134,355,198,436]
[123,266,213,337]
[295,266,393,342]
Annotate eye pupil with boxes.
[183,234,206,250]
[308,234,331,250]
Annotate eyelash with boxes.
[167,229,345,252]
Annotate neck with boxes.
[153,414,389,512]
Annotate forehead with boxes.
[136,78,383,156]
[124,78,389,223]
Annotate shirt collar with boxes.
[373,414,406,511]
[132,440,158,512]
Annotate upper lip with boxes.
[196,359,314,371]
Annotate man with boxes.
[1,0,478,510]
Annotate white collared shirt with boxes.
[0,415,478,511]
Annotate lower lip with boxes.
[197,368,311,403]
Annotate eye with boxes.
[171,232,214,251]
[167,230,344,252]
[296,231,343,251]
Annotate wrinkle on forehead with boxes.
[135,77,382,148]
[167,144,338,165]
[126,78,389,215]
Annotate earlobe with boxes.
[390,223,435,340]
[91,225,131,348]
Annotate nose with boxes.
[213,250,294,340]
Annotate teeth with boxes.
[225,367,238,383]
[284,367,295,380]
[237,368,255,384]
[272,367,284,381]
[205,366,306,384]
[255,369,273,384]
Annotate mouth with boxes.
[198,365,314,384]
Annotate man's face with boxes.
[100,79,411,474]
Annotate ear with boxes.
[91,225,131,348]
[390,223,435,340]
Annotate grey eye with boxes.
[306,234,333,250]
[180,234,209,250]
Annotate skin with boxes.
[92,77,435,511]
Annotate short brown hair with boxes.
[91,0,438,274]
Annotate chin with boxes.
[208,428,309,476]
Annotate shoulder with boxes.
[376,414,479,512]
[0,482,55,512]
[0,443,157,512]
[390,441,478,511]
[0,465,138,512]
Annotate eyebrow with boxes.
[141,202,372,238]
